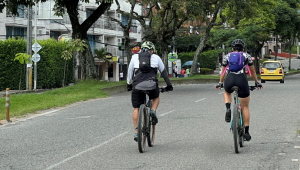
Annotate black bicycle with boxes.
[137,87,167,153]
[230,85,256,153]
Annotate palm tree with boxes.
[94,48,111,78]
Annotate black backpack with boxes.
[138,51,152,73]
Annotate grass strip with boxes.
[0,80,126,120]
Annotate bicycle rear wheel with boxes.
[137,104,147,153]
[147,115,156,147]
[232,103,240,153]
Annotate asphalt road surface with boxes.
[1,74,300,170]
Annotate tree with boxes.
[240,25,271,73]
[61,39,88,86]
[146,0,201,71]
[94,48,111,74]
[272,0,300,70]
[108,0,155,64]
[1,0,114,81]
[14,53,31,92]
[190,0,276,75]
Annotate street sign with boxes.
[32,42,42,53]
[168,52,178,62]
[32,54,41,62]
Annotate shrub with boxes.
[178,50,219,70]
[0,38,72,90]
[200,68,213,74]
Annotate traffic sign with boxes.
[32,42,42,53]
[168,52,178,62]
[32,54,40,62]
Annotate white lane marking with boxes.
[218,92,224,94]
[294,146,300,148]
[66,116,91,120]
[45,132,128,170]
[292,159,299,161]
[278,153,286,155]
[195,98,206,103]
[160,110,175,117]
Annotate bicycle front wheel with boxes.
[232,103,240,153]
[239,110,245,147]
[137,104,147,153]
[147,115,156,147]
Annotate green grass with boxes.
[297,129,300,134]
[0,80,126,120]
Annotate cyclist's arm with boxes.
[127,58,134,85]
[157,57,172,86]
[219,66,226,83]
[249,65,258,83]
[219,53,229,83]
[245,53,258,83]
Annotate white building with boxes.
[0,0,144,81]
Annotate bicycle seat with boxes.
[231,86,240,91]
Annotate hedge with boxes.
[0,38,73,91]
[178,50,219,70]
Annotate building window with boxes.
[50,31,61,41]
[88,35,96,55]
[17,5,25,18]
[6,27,13,39]
[86,9,95,18]
[121,15,129,26]
[6,26,24,39]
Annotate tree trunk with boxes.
[289,43,292,71]
[124,31,132,64]
[191,36,208,75]
[161,42,169,73]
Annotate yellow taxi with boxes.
[261,61,285,83]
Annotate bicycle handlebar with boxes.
[215,85,258,91]
[160,88,167,93]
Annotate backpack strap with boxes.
[222,65,228,76]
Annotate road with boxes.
[0,74,300,170]
[271,57,300,71]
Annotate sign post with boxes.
[32,41,42,90]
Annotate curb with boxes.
[0,89,50,97]
[102,72,300,96]
[2,72,300,97]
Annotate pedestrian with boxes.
[180,68,185,77]
[173,66,178,78]
[186,68,190,76]
[197,66,201,74]
[120,71,123,81]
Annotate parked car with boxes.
[260,61,285,83]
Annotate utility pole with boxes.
[297,32,299,57]
[26,5,33,90]
[34,3,37,90]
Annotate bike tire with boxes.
[147,115,156,147]
[239,110,245,147]
[232,103,240,153]
[137,104,147,153]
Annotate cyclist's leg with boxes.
[148,87,160,124]
[237,75,251,141]
[239,97,250,126]
[133,108,139,132]
[223,74,235,122]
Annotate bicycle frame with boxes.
[230,90,243,130]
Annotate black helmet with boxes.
[231,39,245,48]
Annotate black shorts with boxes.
[131,86,159,108]
[224,73,250,98]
